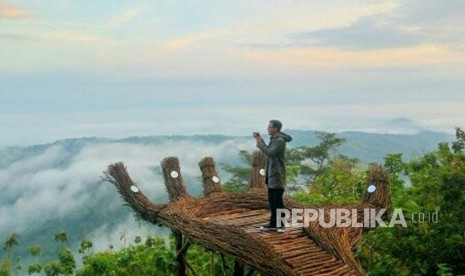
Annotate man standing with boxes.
[253,120,292,232]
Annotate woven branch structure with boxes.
[102,152,391,276]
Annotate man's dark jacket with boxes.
[256,131,293,189]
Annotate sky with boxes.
[1,0,464,147]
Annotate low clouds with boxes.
[0,138,253,236]
[0,137,257,259]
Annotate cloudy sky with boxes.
[1,0,464,147]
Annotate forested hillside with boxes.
[1,129,461,275]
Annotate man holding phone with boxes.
[253,119,292,232]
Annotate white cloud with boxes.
[7,146,67,175]
[0,138,254,236]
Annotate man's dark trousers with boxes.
[268,188,285,227]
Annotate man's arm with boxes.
[256,137,285,157]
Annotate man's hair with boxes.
[270,120,282,132]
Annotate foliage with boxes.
[0,260,11,276]
[28,245,41,257]
[295,132,346,183]
[0,233,21,276]
[27,263,42,275]
[0,230,258,276]
[221,150,253,193]
[77,235,176,276]
[54,232,67,244]
[77,233,258,275]
[2,234,18,253]
[302,155,365,204]
[78,238,93,255]
[27,245,42,275]
[357,128,465,275]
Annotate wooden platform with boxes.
[201,208,359,276]
[104,156,391,275]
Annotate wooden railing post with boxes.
[362,163,391,210]
[199,157,223,196]
[233,261,245,276]
[248,151,267,191]
[161,156,190,276]
[161,156,189,201]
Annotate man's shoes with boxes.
[260,224,285,232]
[260,224,277,231]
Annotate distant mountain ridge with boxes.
[0,130,454,168]
[285,129,454,162]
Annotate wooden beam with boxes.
[174,232,187,276]
[160,157,191,276]
[362,163,392,209]
[199,157,223,196]
[248,151,267,191]
[161,156,190,202]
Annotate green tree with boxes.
[359,128,465,275]
[221,150,253,193]
[77,234,174,275]
[293,155,365,204]
[43,231,76,276]
[27,245,42,275]
[78,237,93,256]
[296,132,346,183]
[54,232,67,244]
[2,234,18,254]
[1,233,21,276]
